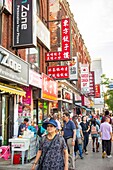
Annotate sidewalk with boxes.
[0,158,34,170]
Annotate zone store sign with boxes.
[48,66,69,79]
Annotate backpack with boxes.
[91,125,98,135]
[37,126,45,137]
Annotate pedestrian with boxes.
[53,113,62,132]
[99,116,112,158]
[62,112,76,170]
[80,116,90,155]
[91,118,99,152]
[74,120,84,159]
[101,110,112,124]
[18,118,29,137]
[31,119,68,170]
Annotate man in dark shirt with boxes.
[18,118,29,136]
[62,112,76,169]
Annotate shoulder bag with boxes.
[77,137,82,144]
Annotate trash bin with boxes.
[13,153,21,164]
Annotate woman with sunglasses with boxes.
[31,119,68,170]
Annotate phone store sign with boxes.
[13,0,36,48]
[0,46,29,86]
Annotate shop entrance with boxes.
[1,94,14,145]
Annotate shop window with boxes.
[26,47,40,72]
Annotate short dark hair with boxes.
[105,110,109,116]
[63,112,70,117]
[24,118,29,122]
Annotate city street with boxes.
[76,140,113,170]
[0,139,113,170]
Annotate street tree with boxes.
[101,74,113,111]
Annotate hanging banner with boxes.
[69,56,78,80]
[45,18,71,61]
[95,84,100,98]
[89,71,95,96]
[61,18,71,60]
[13,0,36,48]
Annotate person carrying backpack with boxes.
[91,119,99,152]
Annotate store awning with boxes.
[81,106,91,111]
[57,80,80,94]
[74,104,81,108]
[0,83,26,96]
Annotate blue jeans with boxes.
[75,144,83,157]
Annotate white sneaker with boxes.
[107,155,112,158]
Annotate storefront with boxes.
[74,93,82,115]
[81,95,91,115]
[41,73,58,121]
[57,80,80,117]
[0,45,29,145]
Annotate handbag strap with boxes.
[40,134,57,164]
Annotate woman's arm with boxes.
[31,150,42,170]
[63,149,68,170]
[80,129,84,139]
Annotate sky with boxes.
[67,0,113,79]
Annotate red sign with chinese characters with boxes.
[45,18,71,61]
[48,66,69,79]
[42,73,58,101]
[89,71,95,96]
[62,18,70,59]
[45,52,63,61]
[95,84,100,98]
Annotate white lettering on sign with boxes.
[21,4,29,30]
[0,51,21,73]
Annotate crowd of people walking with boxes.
[31,110,113,170]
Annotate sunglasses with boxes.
[47,124,54,128]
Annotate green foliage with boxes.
[101,74,113,111]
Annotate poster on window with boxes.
[69,56,78,80]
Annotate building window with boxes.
[27,47,40,72]
[36,0,40,16]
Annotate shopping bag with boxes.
[77,137,82,144]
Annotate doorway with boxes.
[1,94,14,145]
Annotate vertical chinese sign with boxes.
[89,71,95,96]
[62,18,71,60]
[95,84,100,98]
[45,18,71,62]
[45,18,71,79]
